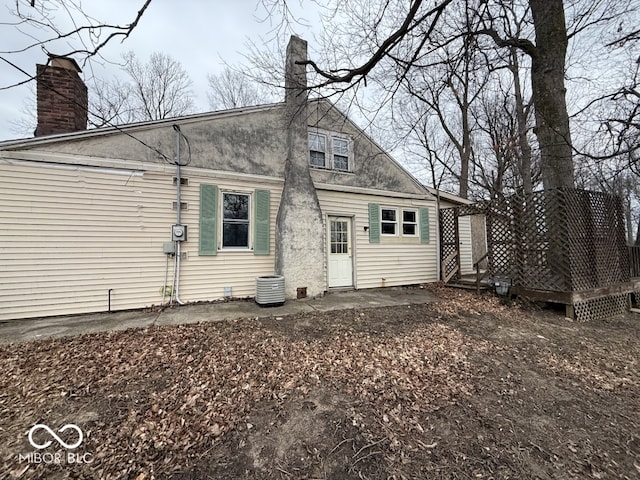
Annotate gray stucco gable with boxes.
[0,100,431,197]
[0,105,288,178]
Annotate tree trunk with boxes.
[625,196,634,244]
[529,0,574,190]
[459,112,471,199]
[458,32,473,199]
[510,47,533,194]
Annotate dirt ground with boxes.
[1,285,639,479]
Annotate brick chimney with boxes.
[35,55,88,136]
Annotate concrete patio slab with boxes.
[0,286,437,345]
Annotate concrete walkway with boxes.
[0,287,437,345]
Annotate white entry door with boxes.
[328,216,353,287]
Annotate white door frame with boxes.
[327,215,354,288]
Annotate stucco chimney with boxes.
[35,55,88,136]
[275,36,326,299]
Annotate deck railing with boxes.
[474,252,489,295]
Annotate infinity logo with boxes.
[28,424,83,450]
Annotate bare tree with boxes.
[262,0,639,191]
[9,84,37,136]
[348,0,529,199]
[508,47,535,194]
[471,80,540,199]
[90,77,136,127]
[86,51,195,126]
[207,67,275,110]
[586,59,640,166]
[121,51,194,121]
[395,19,488,199]
[576,153,640,243]
[397,96,460,192]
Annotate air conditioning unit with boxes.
[255,275,285,307]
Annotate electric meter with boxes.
[172,224,187,242]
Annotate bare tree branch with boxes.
[1,0,152,90]
[298,0,455,88]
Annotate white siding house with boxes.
[0,155,283,319]
[0,37,437,321]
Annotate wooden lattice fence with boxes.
[439,207,461,283]
[439,188,637,321]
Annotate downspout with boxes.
[173,124,185,305]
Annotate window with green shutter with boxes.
[369,203,430,244]
[419,207,430,243]
[199,184,219,255]
[253,189,270,255]
[199,184,272,256]
[368,203,380,243]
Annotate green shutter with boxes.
[419,207,430,244]
[199,184,218,255]
[254,189,271,255]
[368,203,380,243]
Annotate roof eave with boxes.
[0,102,284,150]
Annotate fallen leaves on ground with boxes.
[0,309,489,479]
[1,286,639,480]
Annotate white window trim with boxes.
[380,207,399,236]
[402,208,419,237]
[380,207,421,238]
[331,136,350,171]
[309,132,327,168]
[308,128,353,172]
[221,191,252,251]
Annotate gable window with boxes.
[222,193,250,248]
[309,133,326,167]
[309,129,352,172]
[402,209,418,236]
[332,137,349,171]
[381,208,398,235]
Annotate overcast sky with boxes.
[0,0,321,141]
